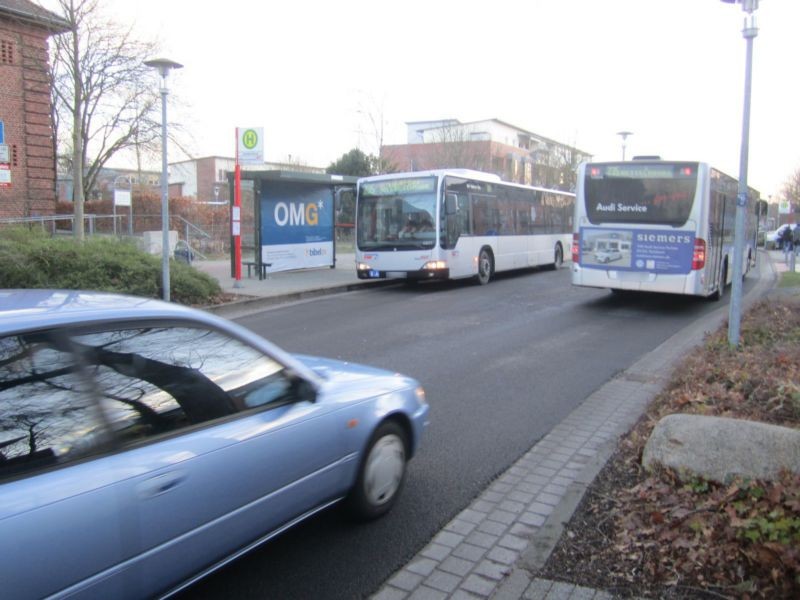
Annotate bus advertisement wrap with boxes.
[260,183,334,272]
[578,227,695,274]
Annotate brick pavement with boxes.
[371,251,777,600]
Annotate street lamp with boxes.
[616,131,633,161]
[721,0,759,348]
[145,57,183,302]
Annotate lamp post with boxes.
[721,0,759,348]
[145,58,183,302]
[616,131,633,160]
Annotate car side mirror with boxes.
[292,376,318,403]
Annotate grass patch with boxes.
[779,271,800,288]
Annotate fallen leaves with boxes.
[539,297,800,598]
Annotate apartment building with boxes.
[381,118,592,190]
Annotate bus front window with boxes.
[357,177,438,250]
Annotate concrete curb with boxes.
[202,279,399,319]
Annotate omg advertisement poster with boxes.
[260,182,334,272]
[578,227,695,274]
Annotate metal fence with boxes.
[0,214,219,259]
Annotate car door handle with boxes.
[137,471,186,499]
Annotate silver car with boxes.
[0,290,429,599]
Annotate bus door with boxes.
[443,191,474,277]
[709,190,726,288]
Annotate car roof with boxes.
[0,289,218,335]
[0,289,325,386]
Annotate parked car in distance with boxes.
[593,249,623,263]
[765,223,796,249]
[0,290,429,599]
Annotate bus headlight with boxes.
[357,262,371,271]
[423,260,447,270]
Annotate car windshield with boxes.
[356,177,438,251]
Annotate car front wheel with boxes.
[346,421,408,520]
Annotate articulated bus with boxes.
[571,159,760,299]
[355,170,575,284]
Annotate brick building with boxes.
[0,0,69,219]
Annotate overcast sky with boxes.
[41,0,799,199]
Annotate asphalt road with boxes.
[180,264,758,599]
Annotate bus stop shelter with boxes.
[229,170,357,280]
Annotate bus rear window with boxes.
[583,163,698,226]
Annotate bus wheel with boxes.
[550,244,564,270]
[477,248,493,285]
[712,262,728,301]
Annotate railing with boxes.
[0,213,121,235]
[0,214,213,260]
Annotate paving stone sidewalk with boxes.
[372,253,776,600]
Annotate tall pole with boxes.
[145,58,183,302]
[726,0,758,348]
[159,84,170,301]
[617,131,633,161]
[234,128,242,283]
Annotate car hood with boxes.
[293,354,417,393]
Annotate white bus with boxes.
[571,160,760,299]
[355,169,575,284]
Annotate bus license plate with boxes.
[369,270,380,278]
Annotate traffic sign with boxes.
[237,127,264,165]
[114,189,131,207]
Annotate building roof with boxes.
[407,117,591,156]
[0,0,71,33]
[238,170,358,186]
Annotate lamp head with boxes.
[720,0,759,12]
[144,58,183,78]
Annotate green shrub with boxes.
[0,227,221,304]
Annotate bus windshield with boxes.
[357,177,438,250]
[583,162,698,226]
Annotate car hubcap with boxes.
[364,434,405,506]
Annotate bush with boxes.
[0,227,221,305]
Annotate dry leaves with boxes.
[540,297,800,598]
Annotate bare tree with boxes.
[355,92,396,174]
[50,0,161,239]
[424,122,491,172]
[532,139,585,192]
[781,166,800,214]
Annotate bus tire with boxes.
[711,261,728,301]
[743,250,752,279]
[549,243,564,270]
[476,248,493,285]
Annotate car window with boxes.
[70,326,298,446]
[0,332,111,481]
